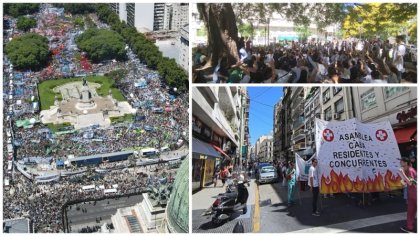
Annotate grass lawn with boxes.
[38,75,126,110]
[46,122,73,133]
[110,114,134,124]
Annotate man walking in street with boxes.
[392,35,406,83]
[308,158,320,216]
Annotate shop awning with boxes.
[393,125,417,144]
[212,145,230,158]
[192,137,221,158]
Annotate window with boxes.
[325,107,332,121]
[361,89,377,111]
[323,89,330,104]
[333,87,342,95]
[384,87,409,99]
[335,98,344,113]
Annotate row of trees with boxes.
[95,4,188,91]
[75,28,127,62]
[4,3,40,18]
[5,33,50,70]
[53,3,96,15]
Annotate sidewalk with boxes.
[192,177,257,233]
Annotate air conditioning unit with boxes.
[334,113,341,120]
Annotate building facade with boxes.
[111,3,188,33]
[352,87,417,156]
[178,24,189,72]
[255,135,273,162]
[192,87,249,192]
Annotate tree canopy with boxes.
[342,3,417,40]
[5,33,49,71]
[75,28,127,63]
[53,3,96,14]
[95,4,188,91]
[4,3,40,18]
[16,16,37,32]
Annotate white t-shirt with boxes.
[308,166,319,187]
[393,44,406,72]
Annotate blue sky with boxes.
[248,87,283,145]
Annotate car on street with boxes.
[257,165,278,184]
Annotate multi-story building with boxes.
[178,24,189,72]
[303,87,321,157]
[273,100,282,162]
[255,135,273,162]
[290,87,307,158]
[192,87,248,192]
[164,3,189,31]
[352,87,417,156]
[112,3,178,33]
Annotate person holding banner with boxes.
[308,158,320,216]
[399,157,417,233]
[287,161,296,206]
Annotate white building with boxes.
[255,135,273,162]
[164,3,189,31]
[192,87,248,191]
[352,87,417,154]
[178,24,189,71]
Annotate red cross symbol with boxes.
[323,129,334,142]
[376,129,388,141]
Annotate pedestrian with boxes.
[399,156,417,233]
[282,163,287,187]
[392,35,406,83]
[213,165,220,187]
[220,166,228,187]
[287,161,296,206]
[308,158,320,216]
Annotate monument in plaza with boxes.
[40,77,134,129]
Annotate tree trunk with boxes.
[197,3,240,67]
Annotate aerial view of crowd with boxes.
[3,3,188,233]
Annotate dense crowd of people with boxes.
[3,4,188,233]
[193,36,417,84]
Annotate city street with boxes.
[67,195,143,232]
[255,181,409,233]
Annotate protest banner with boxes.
[295,153,315,181]
[315,118,403,194]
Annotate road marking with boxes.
[252,181,260,232]
[289,212,406,233]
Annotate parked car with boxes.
[257,165,278,184]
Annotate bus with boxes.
[140,148,159,157]
[4,177,10,190]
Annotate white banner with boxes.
[315,118,403,194]
[295,153,315,181]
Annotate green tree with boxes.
[5,33,49,71]
[238,23,255,38]
[62,3,96,14]
[76,28,127,62]
[295,25,311,42]
[4,3,40,18]
[16,16,37,32]
[73,16,85,28]
[342,3,417,39]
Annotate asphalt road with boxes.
[256,181,413,233]
[67,195,143,232]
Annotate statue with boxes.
[82,77,87,86]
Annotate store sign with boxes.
[396,106,416,123]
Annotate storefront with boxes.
[192,137,221,192]
[392,106,417,159]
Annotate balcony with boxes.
[292,129,306,141]
[293,142,306,150]
[293,116,305,130]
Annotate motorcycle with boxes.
[202,176,250,225]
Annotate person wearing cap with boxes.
[308,158,320,216]
[287,161,296,206]
[399,156,417,233]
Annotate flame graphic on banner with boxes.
[320,169,403,194]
